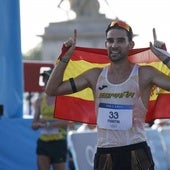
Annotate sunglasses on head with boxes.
[109,21,130,32]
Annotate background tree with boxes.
[23,43,42,60]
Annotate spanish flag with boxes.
[54,46,170,124]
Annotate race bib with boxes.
[97,103,133,130]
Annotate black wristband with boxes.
[60,58,69,63]
[69,78,77,93]
[163,57,170,64]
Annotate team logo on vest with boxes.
[99,91,135,98]
[98,85,108,90]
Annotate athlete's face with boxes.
[105,29,134,62]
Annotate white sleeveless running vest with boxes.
[95,64,147,147]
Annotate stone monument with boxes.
[41,0,113,61]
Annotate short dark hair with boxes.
[105,19,133,41]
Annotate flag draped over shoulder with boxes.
[54,46,170,124]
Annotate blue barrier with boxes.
[68,130,97,170]
[158,127,170,169]
[0,119,39,170]
[145,128,169,170]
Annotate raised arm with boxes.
[45,30,77,96]
[147,28,170,92]
[150,28,170,68]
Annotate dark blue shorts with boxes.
[36,138,67,163]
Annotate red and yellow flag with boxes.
[54,46,170,124]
